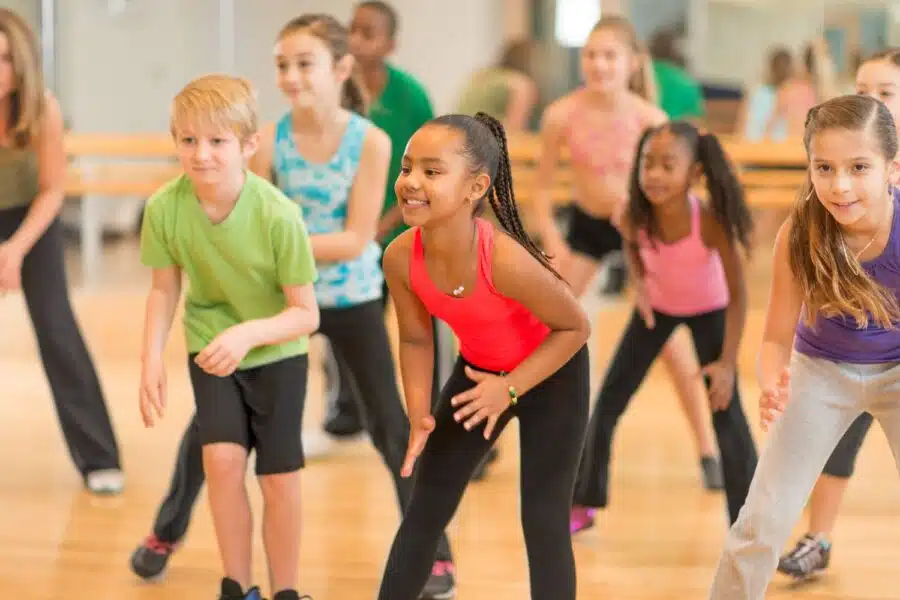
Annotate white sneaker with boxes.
[302,429,336,461]
[86,469,125,495]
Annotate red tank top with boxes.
[409,218,551,372]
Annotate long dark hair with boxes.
[429,112,562,280]
[628,121,753,255]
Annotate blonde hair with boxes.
[278,14,368,115]
[790,94,900,328]
[0,8,45,149]
[589,16,658,104]
[170,74,258,142]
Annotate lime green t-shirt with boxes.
[653,60,705,120]
[368,64,434,246]
[140,171,318,369]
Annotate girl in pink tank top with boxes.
[376,112,591,600]
[571,121,759,535]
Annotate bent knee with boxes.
[202,442,248,480]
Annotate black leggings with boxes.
[822,412,873,478]
[148,300,452,562]
[0,207,120,476]
[329,280,442,416]
[574,308,758,524]
[377,346,590,600]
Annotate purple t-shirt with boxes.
[794,190,900,364]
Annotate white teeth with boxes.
[405,199,427,206]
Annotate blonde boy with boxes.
[138,74,318,600]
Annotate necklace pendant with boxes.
[451,285,464,297]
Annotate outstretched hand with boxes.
[401,414,436,478]
[760,368,791,431]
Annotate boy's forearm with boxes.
[142,288,180,361]
[239,306,320,349]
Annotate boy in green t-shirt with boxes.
[138,74,319,600]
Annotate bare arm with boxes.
[503,73,538,133]
[382,232,435,423]
[530,103,568,250]
[312,127,391,262]
[248,122,276,181]
[758,219,803,390]
[8,92,67,253]
[491,233,591,395]
[236,284,319,348]
[142,265,183,362]
[702,211,748,367]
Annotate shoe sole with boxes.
[421,586,456,600]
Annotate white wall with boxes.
[54,0,504,133]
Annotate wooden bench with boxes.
[61,131,809,281]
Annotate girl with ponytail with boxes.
[570,121,759,533]
[128,13,459,597]
[376,112,591,600]
[533,14,726,497]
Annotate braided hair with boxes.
[429,112,563,280]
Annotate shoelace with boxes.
[431,561,455,576]
[144,535,176,554]
[789,537,824,572]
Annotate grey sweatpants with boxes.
[709,352,900,600]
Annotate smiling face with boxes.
[809,125,895,228]
[395,124,490,228]
[274,28,351,110]
[580,26,637,95]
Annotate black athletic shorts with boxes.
[565,204,623,261]
[188,353,308,475]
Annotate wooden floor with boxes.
[2,238,900,600]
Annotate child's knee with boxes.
[258,471,300,502]
[202,442,248,481]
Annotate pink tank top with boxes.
[637,195,730,316]
[564,89,644,177]
[409,218,550,372]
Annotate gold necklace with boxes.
[845,200,891,259]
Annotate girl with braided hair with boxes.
[376,111,591,600]
[571,121,758,532]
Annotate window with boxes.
[555,0,601,48]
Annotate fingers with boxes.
[453,396,481,423]
[196,344,238,377]
[139,389,154,428]
[451,387,481,409]
[401,428,431,478]
[464,365,486,382]
[483,415,499,440]
[463,406,490,431]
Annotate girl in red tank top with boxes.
[375,112,591,600]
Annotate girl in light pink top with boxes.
[533,15,724,491]
[570,121,758,533]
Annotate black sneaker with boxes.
[700,456,724,491]
[420,560,456,599]
[130,534,178,580]
[219,577,263,600]
[273,590,313,600]
[778,534,831,580]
